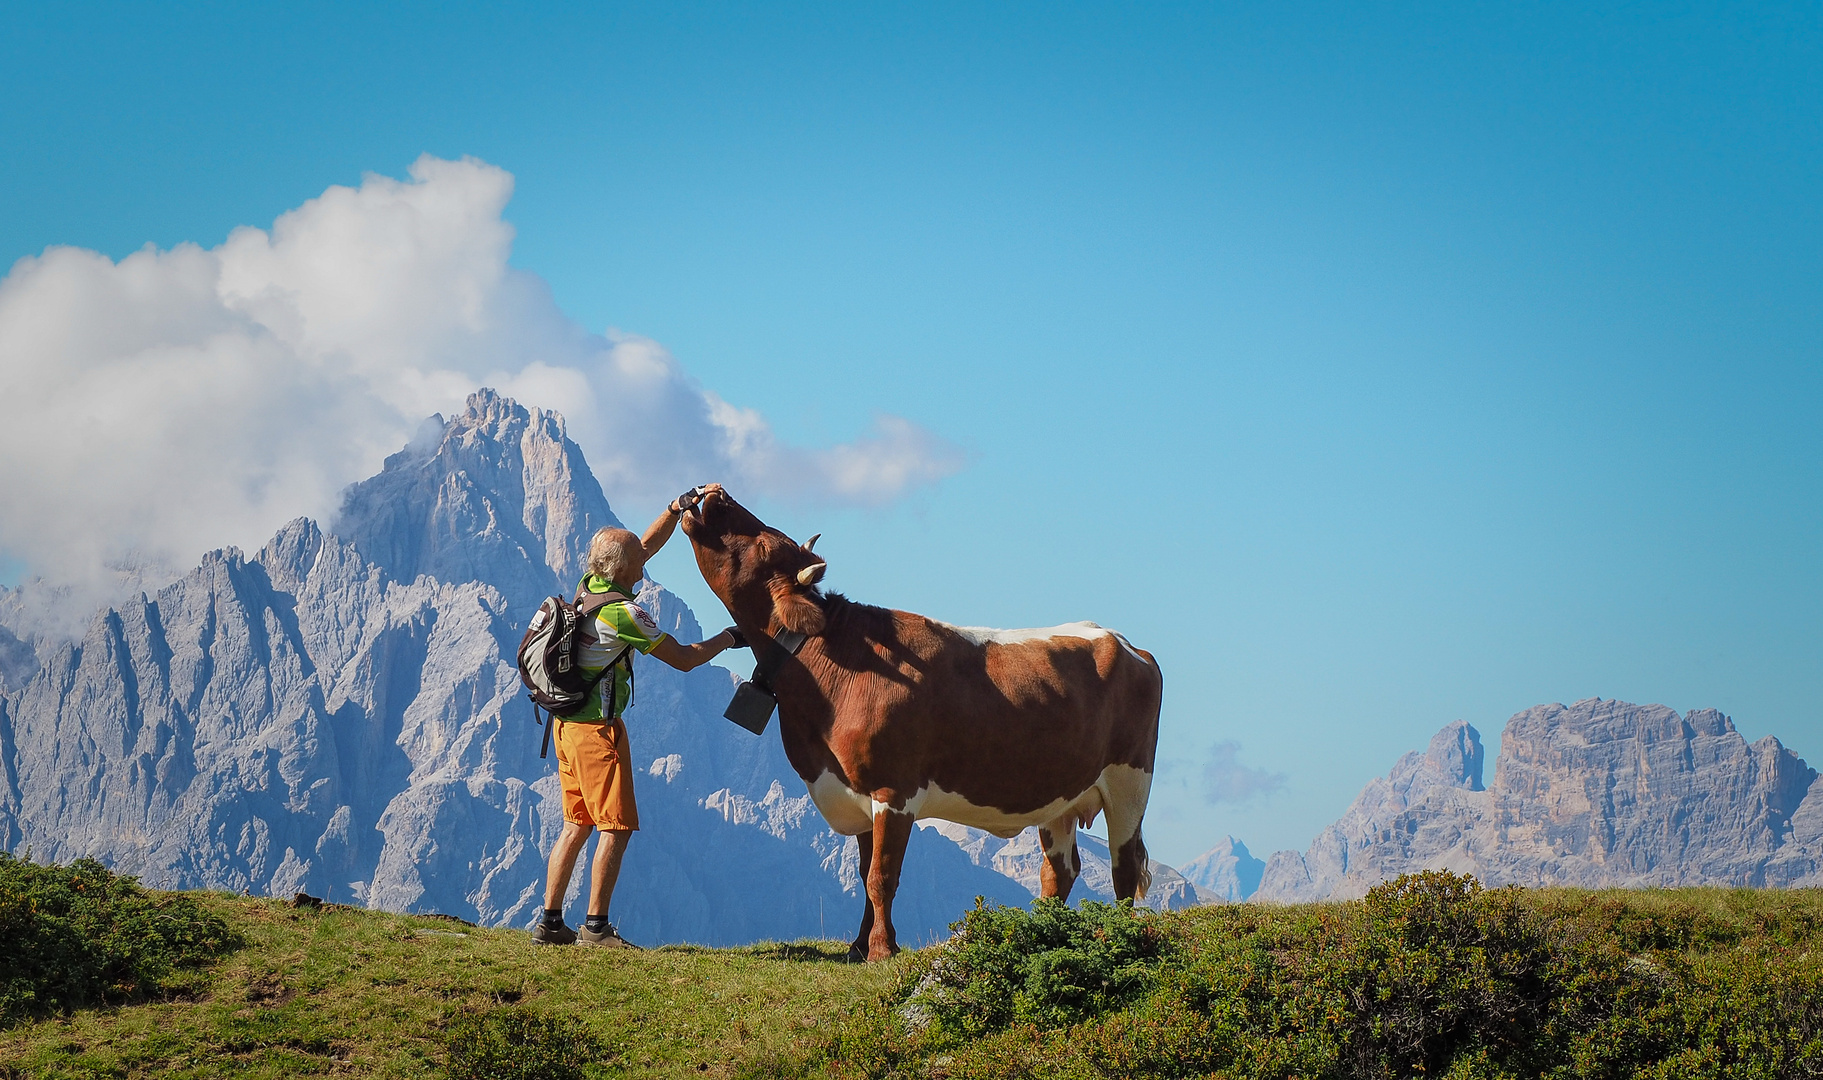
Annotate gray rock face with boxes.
[0,583,86,691]
[0,623,35,694]
[0,694,17,851]
[334,392,621,618]
[1179,836,1265,902]
[925,821,1209,911]
[0,390,1033,945]
[1254,701,1823,902]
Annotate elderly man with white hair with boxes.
[534,483,747,948]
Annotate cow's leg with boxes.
[1100,765,1155,903]
[846,830,876,963]
[1037,816,1082,903]
[863,805,915,962]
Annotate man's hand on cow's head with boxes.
[647,485,723,561]
[668,483,727,514]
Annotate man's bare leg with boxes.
[545,820,594,912]
[587,829,631,917]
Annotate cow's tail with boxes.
[1133,829,1152,903]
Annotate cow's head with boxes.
[681,487,827,637]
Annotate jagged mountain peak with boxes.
[257,518,327,593]
[1253,699,1823,903]
[461,386,567,441]
[332,389,620,614]
[1390,719,1484,793]
[1179,835,1266,902]
[1509,698,1739,746]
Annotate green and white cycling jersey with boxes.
[568,574,669,723]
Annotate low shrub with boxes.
[441,1003,601,1080]
[1318,871,1594,1076]
[759,872,1823,1080]
[0,853,239,1027]
[906,897,1170,1040]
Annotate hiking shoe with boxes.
[577,923,640,949]
[531,920,577,946]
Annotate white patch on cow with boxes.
[900,780,1085,836]
[803,766,1148,846]
[1109,632,1149,664]
[943,619,1150,663]
[945,621,1102,646]
[1097,763,1153,850]
[808,770,876,836]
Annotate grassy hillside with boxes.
[0,857,900,1079]
[2,861,1821,1079]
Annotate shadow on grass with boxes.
[755,942,857,964]
[654,940,859,963]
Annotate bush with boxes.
[904,897,1170,1040]
[0,853,239,1027]
[770,873,1823,1080]
[1330,871,1575,1076]
[442,1004,601,1080]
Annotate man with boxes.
[534,483,746,947]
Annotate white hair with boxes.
[586,527,643,583]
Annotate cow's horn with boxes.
[797,562,826,586]
[803,533,820,553]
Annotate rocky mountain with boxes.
[0,389,1031,944]
[923,821,1211,911]
[1178,836,1265,902]
[1252,698,1823,901]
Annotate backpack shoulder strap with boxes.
[574,588,639,671]
[575,588,633,616]
[573,587,641,717]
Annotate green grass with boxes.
[0,854,239,1028]
[745,872,1823,1080]
[3,871,1822,1079]
[0,891,902,1079]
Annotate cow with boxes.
[681,488,1162,961]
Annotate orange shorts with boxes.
[554,716,639,831]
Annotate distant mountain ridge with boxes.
[1178,835,1264,902]
[923,821,1209,912]
[0,390,1038,943]
[1236,699,1823,902]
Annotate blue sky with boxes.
[2,2,1819,862]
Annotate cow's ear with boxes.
[768,577,826,637]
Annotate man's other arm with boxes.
[649,631,738,672]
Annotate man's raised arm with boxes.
[640,483,721,560]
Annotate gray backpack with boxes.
[517,589,632,756]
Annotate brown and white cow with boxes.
[681,489,1162,961]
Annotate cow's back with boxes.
[781,600,1160,822]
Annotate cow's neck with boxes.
[761,597,854,784]
[722,585,785,639]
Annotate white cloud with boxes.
[0,155,963,596]
[1201,741,1287,805]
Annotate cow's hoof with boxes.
[844,944,868,964]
